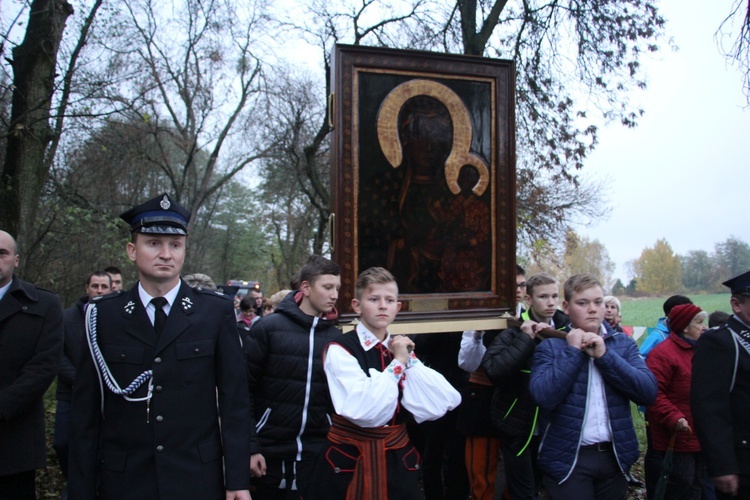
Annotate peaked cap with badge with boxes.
[119,193,191,235]
[723,270,750,297]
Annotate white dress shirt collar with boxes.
[355,322,391,351]
[138,281,181,324]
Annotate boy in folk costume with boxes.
[310,267,461,499]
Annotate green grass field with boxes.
[619,293,732,327]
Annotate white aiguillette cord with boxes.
[85,303,154,421]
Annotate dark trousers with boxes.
[250,458,317,500]
[500,438,540,500]
[543,447,627,500]
[411,409,469,500]
[53,399,72,479]
[0,470,36,500]
[644,449,703,500]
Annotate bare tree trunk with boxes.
[0,0,73,261]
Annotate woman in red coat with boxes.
[645,303,708,500]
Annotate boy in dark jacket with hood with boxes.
[482,272,567,499]
[529,274,656,500]
[245,255,342,499]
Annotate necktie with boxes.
[151,297,168,337]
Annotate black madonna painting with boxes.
[330,45,516,321]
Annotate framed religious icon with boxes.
[330,44,516,325]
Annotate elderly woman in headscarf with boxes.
[644,303,708,500]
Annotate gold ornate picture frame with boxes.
[330,45,516,323]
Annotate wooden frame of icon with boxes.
[329,44,517,325]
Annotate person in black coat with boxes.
[0,230,64,499]
[54,271,111,488]
[691,270,750,499]
[69,194,251,500]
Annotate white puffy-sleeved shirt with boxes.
[457,330,485,372]
[324,324,461,428]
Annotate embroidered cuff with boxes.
[406,351,422,369]
[385,359,407,380]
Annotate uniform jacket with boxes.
[691,316,750,484]
[69,282,251,500]
[245,291,341,460]
[646,332,700,453]
[529,322,657,483]
[482,309,568,454]
[57,296,87,401]
[0,277,64,475]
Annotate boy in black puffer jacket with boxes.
[482,273,567,500]
[245,255,342,500]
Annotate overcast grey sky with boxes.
[578,0,750,281]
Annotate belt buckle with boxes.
[596,442,610,452]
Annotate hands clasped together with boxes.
[565,328,606,359]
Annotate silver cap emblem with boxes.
[160,195,171,210]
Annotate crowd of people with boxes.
[1,193,750,500]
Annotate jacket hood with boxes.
[274,290,339,329]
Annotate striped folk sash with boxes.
[327,414,410,500]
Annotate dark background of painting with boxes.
[357,72,494,295]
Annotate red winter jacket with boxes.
[646,332,701,453]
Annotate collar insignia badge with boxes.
[124,301,135,314]
[181,297,193,311]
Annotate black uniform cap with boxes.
[722,270,750,296]
[216,285,240,296]
[119,193,191,235]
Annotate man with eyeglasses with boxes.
[515,265,527,317]
[457,264,527,499]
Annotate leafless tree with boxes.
[280,0,662,257]
[1,0,74,261]
[717,0,750,102]
[102,0,274,228]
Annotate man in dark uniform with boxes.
[69,194,251,500]
[0,230,64,499]
[692,269,750,499]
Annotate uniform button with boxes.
[154,357,162,363]
[121,354,126,359]
[22,306,28,310]
[743,440,748,445]
[156,445,164,452]
[155,385,163,392]
[333,467,341,473]
[194,348,200,353]
[156,415,164,422]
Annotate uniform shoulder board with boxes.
[34,285,58,295]
[194,287,233,301]
[91,290,124,303]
